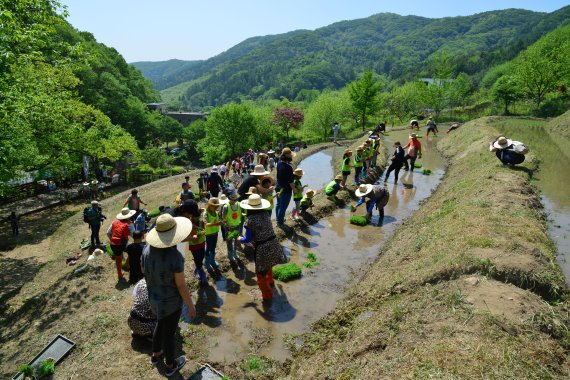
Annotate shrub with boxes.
[273,263,302,281]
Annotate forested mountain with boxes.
[134,6,570,110]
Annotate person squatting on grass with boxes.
[142,213,196,377]
[239,194,288,303]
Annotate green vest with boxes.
[326,180,339,196]
[300,196,312,207]
[342,157,351,172]
[293,179,303,200]
[190,218,206,246]
[354,154,363,167]
[204,210,220,235]
[224,203,242,227]
[265,193,275,210]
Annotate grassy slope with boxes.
[285,118,570,379]
[545,110,570,161]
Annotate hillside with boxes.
[134,6,570,109]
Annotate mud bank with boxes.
[285,119,570,379]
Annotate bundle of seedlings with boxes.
[422,169,432,175]
[350,215,369,226]
[273,263,302,282]
[303,252,320,268]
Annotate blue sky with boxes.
[61,0,569,63]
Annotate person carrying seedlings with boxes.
[125,231,145,284]
[87,200,106,247]
[292,168,306,220]
[239,194,287,303]
[384,141,406,184]
[426,117,438,136]
[203,197,222,273]
[299,189,316,215]
[8,211,20,236]
[107,207,136,281]
[180,200,208,285]
[142,213,196,376]
[220,190,242,263]
[403,133,422,171]
[353,146,365,186]
[489,136,528,166]
[341,149,352,189]
[124,189,147,216]
[179,182,195,205]
[355,184,390,225]
[128,278,157,339]
[325,175,343,203]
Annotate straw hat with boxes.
[260,176,275,186]
[344,149,352,155]
[91,200,99,205]
[293,168,304,176]
[146,214,192,249]
[356,146,364,152]
[207,197,221,208]
[355,184,373,197]
[218,194,230,205]
[334,175,343,181]
[493,136,513,149]
[267,149,275,155]
[281,147,296,159]
[410,133,418,139]
[240,194,270,210]
[116,207,136,220]
[305,189,316,198]
[246,186,258,195]
[252,164,270,176]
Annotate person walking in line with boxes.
[237,165,271,201]
[275,147,295,226]
[124,189,147,215]
[107,207,135,281]
[341,149,352,189]
[87,200,106,248]
[208,166,224,198]
[384,141,406,184]
[332,122,339,143]
[8,211,20,236]
[203,197,222,273]
[179,200,208,285]
[143,213,196,377]
[426,117,438,136]
[239,194,287,304]
[178,182,195,205]
[353,146,365,186]
[403,133,422,171]
[220,191,242,263]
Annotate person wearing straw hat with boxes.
[340,149,352,189]
[275,147,296,226]
[107,207,136,281]
[237,164,270,201]
[355,184,390,225]
[403,133,422,171]
[489,136,527,166]
[299,189,316,215]
[202,197,222,273]
[259,176,276,215]
[142,213,196,376]
[239,194,288,302]
[325,175,344,203]
[384,141,406,184]
[292,168,306,220]
[353,146,365,186]
[220,190,242,263]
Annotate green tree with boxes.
[348,70,383,131]
[198,103,256,164]
[303,90,352,140]
[139,146,172,169]
[492,76,523,115]
[385,82,424,123]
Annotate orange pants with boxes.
[256,267,274,300]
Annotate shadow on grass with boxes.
[0,256,42,313]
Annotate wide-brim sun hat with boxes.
[260,176,275,186]
[246,186,258,195]
[207,197,221,208]
[91,200,99,205]
[305,189,316,198]
[267,150,275,155]
[252,164,270,176]
[293,168,304,176]
[116,207,136,220]
[493,136,513,149]
[355,184,373,197]
[334,175,343,181]
[344,149,352,155]
[146,214,192,249]
[218,194,230,205]
[281,147,296,158]
[240,194,271,210]
[410,133,418,139]
[211,165,218,172]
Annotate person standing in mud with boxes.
[355,184,390,225]
[403,133,422,171]
[384,142,406,184]
[275,148,295,226]
[353,146,365,186]
[239,194,287,304]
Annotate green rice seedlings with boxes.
[226,230,240,240]
[422,169,432,175]
[414,163,423,168]
[273,263,303,282]
[148,209,161,218]
[303,252,320,268]
[350,215,368,226]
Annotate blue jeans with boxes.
[276,191,292,225]
[205,233,218,269]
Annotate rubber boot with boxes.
[197,267,208,285]
[365,212,372,223]
[256,273,273,300]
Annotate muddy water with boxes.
[495,123,570,285]
[196,131,445,362]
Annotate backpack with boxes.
[83,207,90,223]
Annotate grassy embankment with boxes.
[285,117,570,379]
[0,138,382,379]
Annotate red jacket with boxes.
[110,220,130,246]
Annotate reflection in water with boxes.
[494,122,570,285]
[199,129,445,362]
